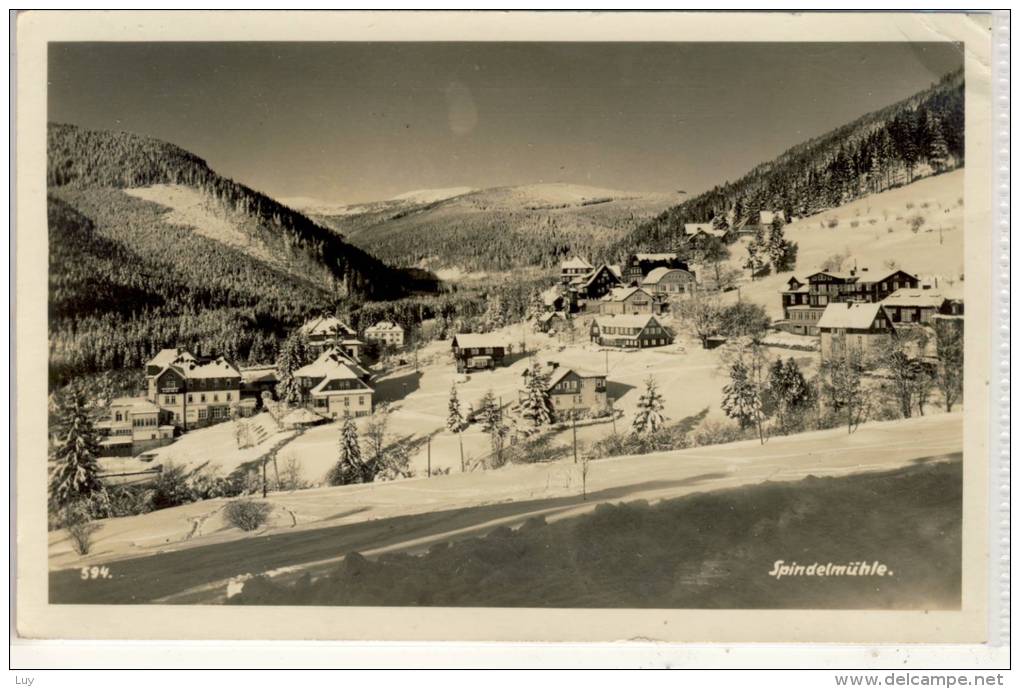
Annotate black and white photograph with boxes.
[13,11,1002,654]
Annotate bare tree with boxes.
[934,319,964,411]
[823,338,873,434]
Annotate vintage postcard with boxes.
[13,10,1002,646]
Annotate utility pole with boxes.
[261,458,268,498]
[572,412,578,464]
[609,395,617,435]
[427,435,431,478]
[458,431,465,473]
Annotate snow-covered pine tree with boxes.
[49,382,104,510]
[520,361,555,427]
[447,383,465,432]
[275,330,311,407]
[721,360,767,444]
[927,114,950,173]
[327,411,366,485]
[744,227,767,279]
[631,376,666,435]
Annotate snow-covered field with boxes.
[719,170,965,320]
[145,412,295,475]
[50,413,963,583]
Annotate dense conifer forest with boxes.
[47,124,418,386]
[607,69,964,256]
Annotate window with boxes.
[187,394,193,403]
[360,396,366,406]
[198,409,208,420]
[114,412,123,422]
[226,392,232,401]
[344,397,350,407]
[200,394,206,403]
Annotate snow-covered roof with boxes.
[365,321,402,332]
[538,311,565,323]
[881,288,952,308]
[239,366,278,384]
[642,266,693,285]
[294,348,371,381]
[683,223,725,238]
[309,367,364,394]
[601,286,654,302]
[452,333,508,349]
[178,357,241,379]
[546,366,605,389]
[582,264,620,288]
[817,303,886,330]
[759,210,785,225]
[299,316,356,338]
[540,286,563,306]
[147,348,195,369]
[560,256,593,271]
[608,264,623,278]
[593,314,661,330]
[110,397,162,414]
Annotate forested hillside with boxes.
[47,124,413,386]
[609,68,964,255]
[315,184,674,272]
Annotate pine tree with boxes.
[765,217,798,273]
[447,383,465,432]
[631,376,666,435]
[327,411,366,485]
[744,227,767,279]
[721,355,770,444]
[275,330,311,406]
[49,382,104,510]
[927,114,950,173]
[478,390,508,465]
[520,361,555,427]
[766,358,810,435]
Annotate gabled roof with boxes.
[560,256,593,271]
[182,357,241,379]
[881,288,951,308]
[683,223,726,238]
[147,348,195,369]
[806,270,858,282]
[862,269,919,285]
[452,333,508,349]
[546,366,605,389]
[642,266,693,285]
[299,316,356,338]
[538,311,565,323]
[593,314,662,330]
[817,303,887,330]
[601,286,655,302]
[582,263,621,288]
[540,286,563,306]
[294,347,371,382]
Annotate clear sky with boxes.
[48,42,963,204]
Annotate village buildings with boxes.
[640,266,697,298]
[817,302,895,361]
[590,314,674,349]
[881,287,964,325]
[451,333,510,372]
[364,320,405,348]
[598,286,664,316]
[96,397,175,457]
[293,347,375,419]
[146,353,245,429]
[779,268,921,335]
[299,316,366,360]
[621,252,688,286]
[559,256,594,284]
